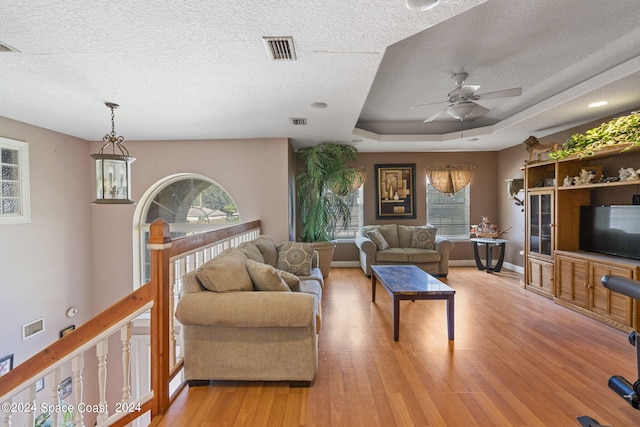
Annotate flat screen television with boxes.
[579,205,640,260]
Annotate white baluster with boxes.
[72,355,85,427]
[1,399,11,427]
[49,369,61,427]
[26,384,36,427]
[96,338,109,424]
[120,323,132,403]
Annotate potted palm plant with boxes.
[296,143,363,277]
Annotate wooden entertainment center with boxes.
[523,145,640,332]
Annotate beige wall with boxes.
[337,151,501,263]
[90,137,292,311]
[0,117,94,365]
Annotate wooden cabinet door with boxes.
[556,255,588,308]
[590,262,634,326]
[528,258,554,296]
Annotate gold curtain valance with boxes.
[426,164,474,196]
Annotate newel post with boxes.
[148,219,172,417]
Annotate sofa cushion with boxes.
[397,225,416,248]
[366,229,390,251]
[196,249,253,292]
[246,259,291,292]
[405,248,441,263]
[236,241,265,263]
[276,269,301,292]
[376,248,409,263]
[411,227,438,250]
[376,224,399,248]
[276,241,314,276]
[253,235,279,267]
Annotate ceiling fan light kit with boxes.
[414,71,523,124]
[405,0,440,11]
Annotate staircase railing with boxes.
[0,219,261,427]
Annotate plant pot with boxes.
[312,240,337,278]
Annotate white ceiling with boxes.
[1,0,639,153]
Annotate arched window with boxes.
[133,174,240,288]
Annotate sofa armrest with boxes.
[435,237,454,253]
[355,235,377,253]
[176,291,316,328]
[434,237,454,277]
[355,235,377,276]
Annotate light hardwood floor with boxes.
[154,267,639,426]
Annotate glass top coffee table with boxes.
[370,265,455,341]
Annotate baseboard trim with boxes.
[331,259,524,274]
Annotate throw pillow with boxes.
[253,235,279,267]
[237,241,265,263]
[410,227,438,250]
[246,259,291,292]
[366,229,390,251]
[276,241,314,276]
[276,268,301,292]
[196,249,253,292]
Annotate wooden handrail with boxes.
[0,284,153,400]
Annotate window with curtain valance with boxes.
[425,164,474,196]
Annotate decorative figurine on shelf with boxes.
[563,175,573,187]
[470,216,511,239]
[573,169,595,185]
[524,136,559,164]
[618,167,640,182]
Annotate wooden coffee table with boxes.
[371,265,455,341]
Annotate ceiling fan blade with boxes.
[475,87,522,100]
[410,100,448,109]
[423,109,449,123]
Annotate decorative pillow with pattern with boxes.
[366,229,390,251]
[276,241,314,276]
[246,259,291,292]
[410,227,438,250]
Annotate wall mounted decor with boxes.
[0,353,13,376]
[375,163,416,219]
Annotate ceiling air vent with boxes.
[291,118,307,125]
[263,37,296,61]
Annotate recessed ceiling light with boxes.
[311,102,328,109]
[588,101,608,108]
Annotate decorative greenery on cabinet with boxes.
[549,111,640,159]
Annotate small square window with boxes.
[0,137,30,224]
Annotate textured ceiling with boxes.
[1,0,639,152]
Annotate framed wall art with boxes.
[0,354,13,377]
[375,163,416,219]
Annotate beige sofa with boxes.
[175,235,323,386]
[355,224,454,277]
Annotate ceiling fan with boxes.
[412,72,522,123]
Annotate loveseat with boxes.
[175,235,323,386]
[355,224,454,277]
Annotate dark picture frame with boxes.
[0,354,13,377]
[375,163,416,219]
[59,325,75,338]
[58,376,72,400]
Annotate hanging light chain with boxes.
[100,102,129,156]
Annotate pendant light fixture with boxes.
[91,102,135,204]
[405,0,440,11]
